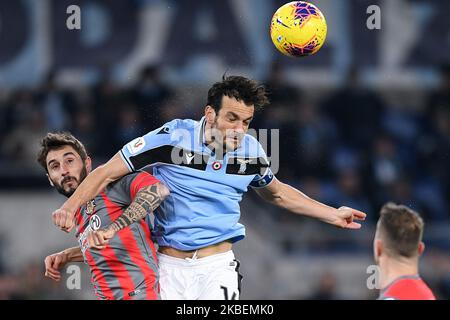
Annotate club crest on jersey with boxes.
[89,215,102,231]
[212,161,222,170]
[85,199,96,215]
[127,137,146,155]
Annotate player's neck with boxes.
[379,257,419,289]
[204,123,216,148]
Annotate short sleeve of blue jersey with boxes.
[119,119,179,172]
[248,140,275,189]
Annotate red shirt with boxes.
[379,275,436,300]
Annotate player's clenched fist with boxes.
[44,252,69,281]
[52,207,75,232]
[87,227,116,250]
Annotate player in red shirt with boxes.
[373,202,436,300]
[38,132,169,299]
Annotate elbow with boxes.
[264,190,283,206]
[269,184,288,207]
[96,163,119,184]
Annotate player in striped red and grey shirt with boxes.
[39,132,169,300]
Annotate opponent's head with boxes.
[373,202,425,265]
[37,132,91,197]
[204,75,269,151]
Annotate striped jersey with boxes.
[119,117,274,251]
[378,275,436,300]
[75,171,160,300]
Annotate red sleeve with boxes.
[383,279,436,300]
[129,171,160,200]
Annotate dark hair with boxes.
[206,75,269,113]
[37,132,88,172]
[377,202,424,258]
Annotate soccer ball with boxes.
[270,1,327,57]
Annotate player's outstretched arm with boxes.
[254,177,366,229]
[52,152,130,232]
[44,246,84,281]
[87,182,170,249]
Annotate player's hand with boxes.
[87,226,116,250]
[331,206,367,229]
[52,207,76,233]
[44,252,69,281]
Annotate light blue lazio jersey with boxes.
[119,117,274,250]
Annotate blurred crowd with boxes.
[259,62,450,225]
[3,62,448,222]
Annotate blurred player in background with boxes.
[374,202,436,300]
[51,76,366,300]
[38,132,169,300]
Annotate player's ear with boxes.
[46,174,54,187]
[418,241,425,256]
[85,156,92,173]
[374,239,383,258]
[205,105,216,124]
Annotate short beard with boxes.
[208,119,241,153]
[53,166,88,198]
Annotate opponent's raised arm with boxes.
[255,177,366,229]
[88,181,170,249]
[52,152,130,232]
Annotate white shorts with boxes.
[157,250,243,300]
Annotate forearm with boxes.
[63,166,112,212]
[61,246,84,262]
[269,182,337,223]
[108,182,169,232]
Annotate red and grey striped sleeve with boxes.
[129,171,160,200]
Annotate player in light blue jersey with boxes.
[52,75,366,300]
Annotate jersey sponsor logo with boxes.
[78,224,93,255]
[89,214,102,231]
[128,289,142,297]
[127,137,146,155]
[185,152,195,165]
